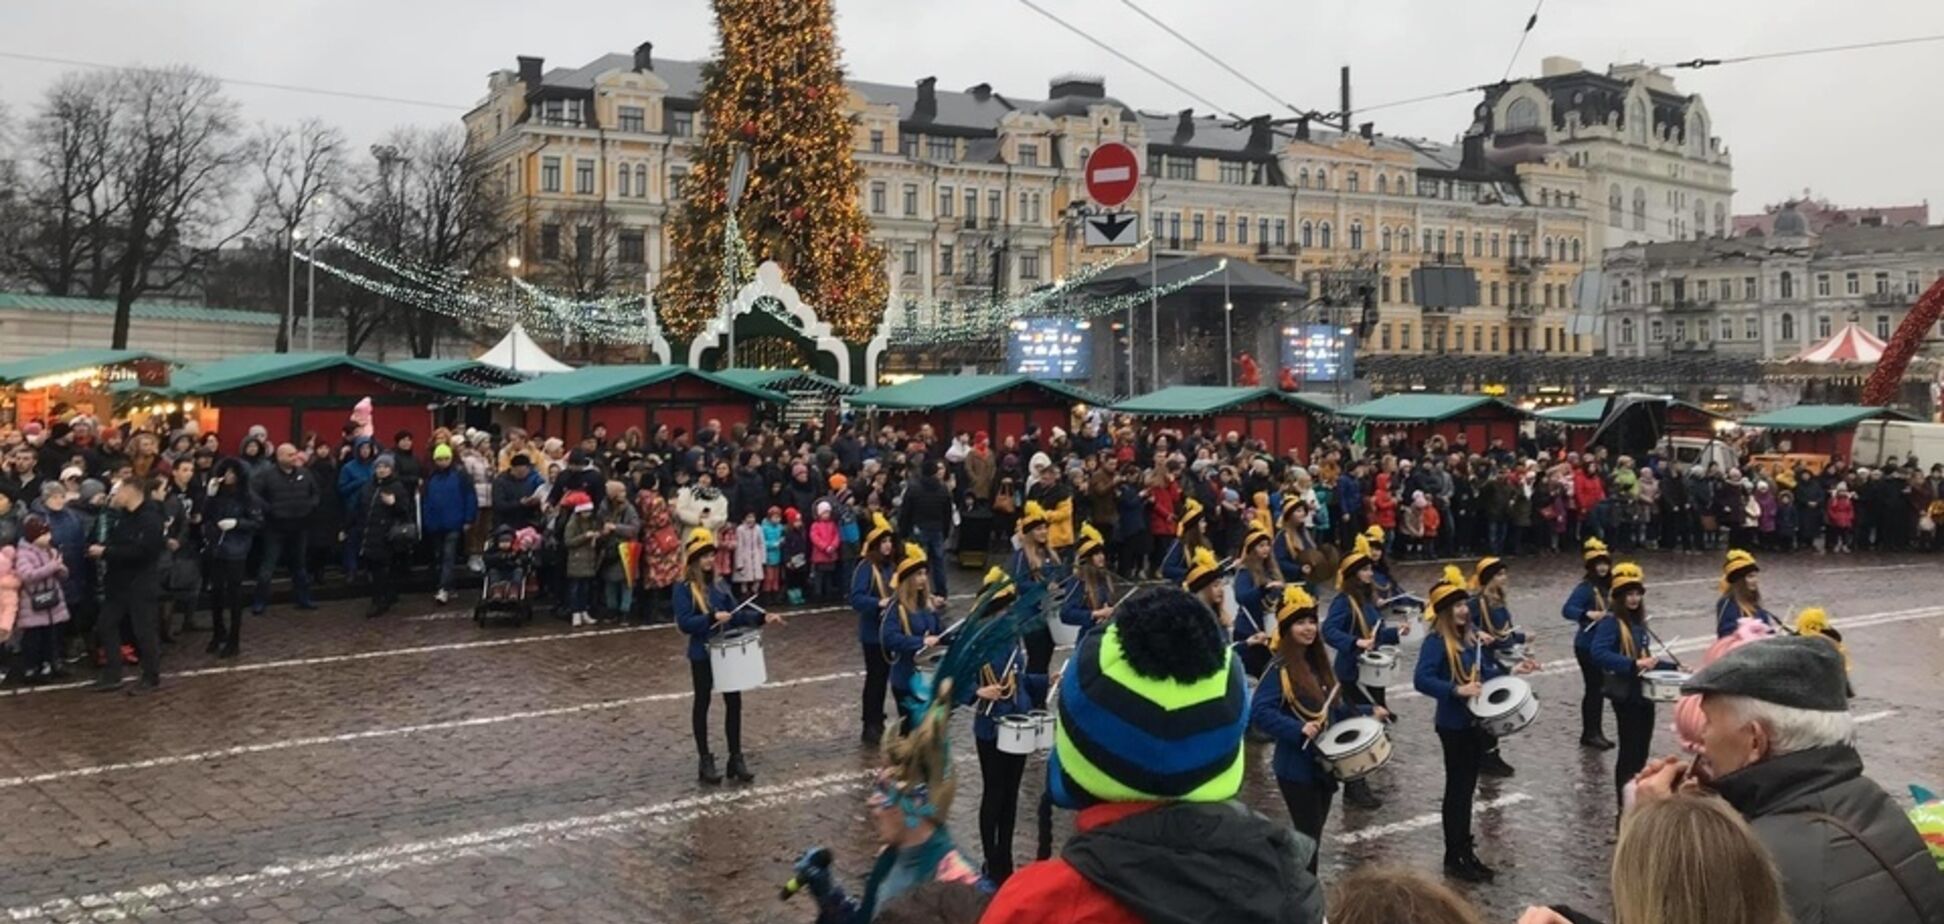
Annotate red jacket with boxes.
[981,804,1151,924]
[1367,473,1397,529]
[1146,481,1181,537]
[1573,468,1606,513]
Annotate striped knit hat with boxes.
[1048,587,1248,809]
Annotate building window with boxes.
[1650,282,1663,304]
[1455,231,1466,256]
[1817,315,1832,338]
[1380,324,1392,350]
[619,230,645,265]
[1608,185,1623,228]
[1398,226,1411,251]
[1320,222,1334,250]
[617,165,631,198]
[1275,219,1286,246]
[1219,161,1247,184]
[1400,277,1411,304]
[1018,143,1040,167]
[1816,274,1831,297]
[574,159,594,195]
[1543,237,1555,261]
[668,165,688,197]
[1298,167,1310,189]
[1716,317,1732,340]
[900,133,918,157]
[1630,99,1648,144]
[1472,327,1483,352]
[539,223,561,260]
[1490,281,1501,306]
[896,184,915,217]
[964,189,978,222]
[988,190,1001,223]
[1632,187,1647,231]
[670,110,694,137]
[541,157,562,193]
[1506,97,1541,131]
[1780,313,1796,340]
[926,136,956,161]
[1423,229,1434,253]
[1380,227,1392,251]
[1842,271,1859,295]
[1021,250,1041,280]
[1315,168,1328,189]
[1875,271,1891,294]
[1237,218,1249,245]
[1399,322,1412,350]
[1878,315,1893,339]
[1168,213,1180,241]
[1744,316,1759,340]
[1743,277,1758,301]
[870,182,886,214]
[1300,221,1314,249]
[1491,327,1501,351]
[1381,277,1392,302]
[1377,175,1389,195]
[1570,238,1581,262]
[1490,233,1501,258]
[1349,221,1364,251]
[1907,270,1923,295]
[901,245,918,277]
[1696,279,1710,301]
[1215,217,1228,244]
[940,245,954,276]
[1473,232,1484,257]
[1187,214,1202,242]
[869,130,885,153]
[939,186,954,217]
[1347,171,1359,193]
[617,106,645,133]
[1543,284,1554,308]
[1780,272,1795,300]
[1435,230,1446,255]
[1649,318,1664,342]
[1674,319,1687,341]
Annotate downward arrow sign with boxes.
[1091,213,1135,240]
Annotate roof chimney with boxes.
[1175,109,1195,141]
[1047,74,1106,100]
[633,42,654,72]
[517,56,543,91]
[914,76,938,122]
[967,82,992,101]
[1359,122,1374,141]
[1245,115,1273,152]
[1294,117,1311,141]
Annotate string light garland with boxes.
[889,259,1221,346]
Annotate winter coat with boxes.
[255,462,321,525]
[0,546,17,634]
[306,455,343,549]
[596,500,641,584]
[761,520,784,566]
[420,465,478,534]
[1712,745,1944,924]
[1367,473,1397,529]
[102,499,166,597]
[338,442,376,511]
[563,512,600,579]
[1573,468,1607,513]
[673,486,728,534]
[733,521,766,583]
[32,504,90,607]
[10,540,66,629]
[201,481,262,562]
[356,475,409,564]
[1829,494,1857,528]
[810,519,840,566]
[492,469,545,531]
[635,492,682,590]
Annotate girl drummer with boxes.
[1059,523,1116,647]
[1713,549,1778,637]
[882,542,944,734]
[674,527,784,786]
[1467,557,1532,779]
[959,574,1046,884]
[1591,562,1677,818]
[1251,585,1389,874]
[1363,525,1401,599]
[1414,566,1536,884]
[849,512,898,744]
[1182,546,1234,632]
[1009,502,1064,692]
[1562,537,1616,751]
[1158,498,1210,585]
[1273,496,1321,592]
[1322,536,1401,810]
[1231,523,1282,678]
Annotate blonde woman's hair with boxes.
[1612,794,1790,924]
[1328,866,1483,924]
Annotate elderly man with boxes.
[1635,636,1943,924]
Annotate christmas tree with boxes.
[657,0,887,344]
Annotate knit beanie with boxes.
[1048,587,1248,809]
[433,443,454,462]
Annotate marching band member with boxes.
[1182,546,1234,631]
[1158,498,1210,586]
[1414,566,1535,884]
[1562,538,1616,750]
[1714,549,1779,637]
[1251,585,1387,875]
[1231,522,1281,678]
[959,572,1045,884]
[1009,502,1064,695]
[1059,523,1116,647]
[1273,496,1318,591]
[1591,562,1676,818]
[882,542,944,734]
[849,512,898,744]
[674,527,783,785]
[1467,556,1530,778]
[1323,535,1400,810]
[1363,525,1400,599]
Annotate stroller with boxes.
[474,525,537,627]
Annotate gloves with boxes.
[218,518,238,532]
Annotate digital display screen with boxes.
[1007,318,1092,380]
[1280,324,1353,384]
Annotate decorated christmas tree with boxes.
[657,0,887,344]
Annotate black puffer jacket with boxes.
[1061,801,1323,924]
[1712,744,1944,924]
[356,475,410,563]
[254,460,320,524]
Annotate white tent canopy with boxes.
[476,324,574,374]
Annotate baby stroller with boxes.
[474,525,537,627]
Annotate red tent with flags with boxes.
[1791,322,1887,364]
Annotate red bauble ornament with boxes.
[739,120,759,140]
[789,206,808,223]
[805,86,822,100]
[849,233,864,248]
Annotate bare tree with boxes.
[3,72,120,297]
[256,118,346,351]
[534,199,623,302]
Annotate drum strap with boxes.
[1618,619,1639,660]
[1280,663,1330,722]
[1349,596,1372,639]
[1443,634,1479,685]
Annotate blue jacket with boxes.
[1060,570,1115,647]
[1231,567,1278,637]
[1468,597,1526,649]
[1008,549,1065,644]
[881,601,942,693]
[1714,594,1779,638]
[1591,613,1677,693]
[1369,561,1399,600]
[1250,661,1372,785]
[1414,632,1508,730]
[1562,579,1610,651]
[421,466,477,534]
[957,645,1047,740]
[1323,590,1400,687]
[1159,539,1191,585]
[1335,473,1362,519]
[674,578,762,662]
[1272,531,1312,585]
[1113,483,1147,542]
[338,440,377,510]
[849,561,894,646]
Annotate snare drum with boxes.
[1494,643,1529,671]
[1640,670,1691,703]
[1315,716,1393,782]
[995,715,1038,755]
[1027,710,1055,753]
[1357,647,1402,688]
[706,628,767,693]
[1047,615,1080,647]
[1468,675,1538,737]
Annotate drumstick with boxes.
[1642,623,1688,671]
[1301,683,1345,750]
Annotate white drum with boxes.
[1469,675,1538,737]
[1047,615,1080,647]
[1640,670,1691,703]
[996,715,1038,755]
[706,628,767,693]
[1494,643,1529,671]
[1357,647,1402,688]
[914,648,946,693]
[1315,716,1393,782]
[1028,709,1055,753]
[1381,593,1424,623]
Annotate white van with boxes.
[1659,436,1739,473]
[1851,419,1944,470]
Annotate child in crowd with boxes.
[761,507,785,606]
[734,511,766,599]
[810,501,841,602]
[1776,490,1799,552]
[1826,482,1856,553]
[783,507,809,606]
[562,492,600,627]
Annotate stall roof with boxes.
[0,348,171,386]
[481,365,777,406]
[849,374,1098,411]
[389,358,531,389]
[1337,393,1526,423]
[1112,385,1331,417]
[1738,404,1916,431]
[174,353,482,398]
[1538,396,1722,426]
[712,368,860,396]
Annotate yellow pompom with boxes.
[1441,564,1465,588]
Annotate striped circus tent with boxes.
[1792,322,1887,364]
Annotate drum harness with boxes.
[977,647,1022,716]
[1347,594,1388,701]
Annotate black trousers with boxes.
[690,657,743,758]
[1022,627,1053,706]
[860,643,890,732]
[96,588,161,685]
[365,557,399,610]
[1436,725,1487,857]
[1612,696,1656,813]
[1341,673,1389,711]
[975,736,1028,882]
[1276,778,1335,875]
[209,557,249,651]
[1239,644,1271,679]
[1574,645,1608,739]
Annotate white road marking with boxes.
[1812,563,1925,575]
[1339,792,1531,844]
[1651,577,1718,588]
[1854,709,1898,724]
[0,671,866,790]
[402,610,479,622]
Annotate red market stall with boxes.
[1337,393,1528,451]
[171,353,480,452]
[482,365,776,443]
[1537,396,1724,453]
[1112,386,1331,459]
[1737,404,1916,459]
[0,349,175,428]
[848,374,1098,442]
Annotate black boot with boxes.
[205,637,222,655]
[1444,853,1490,883]
[697,753,723,785]
[726,753,755,784]
[1580,732,1615,751]
[1480,749,1516,778]
[861,723,884,747]
[1463,847,1498,882]
[1343,778,1383,810]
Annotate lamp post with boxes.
[286,227,305,353]
[1221,258,1232,386]
[506,255,524,372]
[304,193,327,353]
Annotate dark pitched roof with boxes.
[1079,256,1307,299]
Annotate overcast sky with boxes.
[3,0,1941,218]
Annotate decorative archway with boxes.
[684,261,887,386]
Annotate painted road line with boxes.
[1339,792,1531,844]
[1812,563,1926,575]
[1854,709,1898,724]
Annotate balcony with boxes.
[1507,303,1543,320]
[1662,298,1717,313]
[1506,256,1550,274]
[1666,340,1716,354]
[962,217,979,231]
[1158,236,1200,254]
[1866,291,1912,308]
[1255,241,1299,259]
[1421,251,1467,267]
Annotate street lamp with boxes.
[304,194,328,352]
[286,226,307,353]
[1220,258,1232,386]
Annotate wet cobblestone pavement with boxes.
[1,550,1939,922]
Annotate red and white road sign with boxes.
[1084,142,1140,208]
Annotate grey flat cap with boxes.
[1680,635,1849,712]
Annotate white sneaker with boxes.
[434,590,451,604]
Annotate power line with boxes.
[1660,32,1944,70]
[1501,0,1548,82]
[0,50,468,111]
[1115,0,1325,121]
[1013,0,1242,121]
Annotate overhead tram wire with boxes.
[1013,0,1244,121]
[1115,0,1328,122]
[0,50,469,112]
[1501,0,1548,83]
[1658,32,1944,70]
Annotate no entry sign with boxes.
[1084,142,1140,208]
